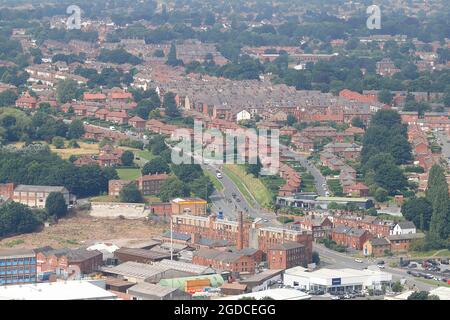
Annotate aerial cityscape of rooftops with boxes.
[0,0,449,302]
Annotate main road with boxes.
[314,243,438,291]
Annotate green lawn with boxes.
[223,165,272,208]
[410,249,450,258]
[417,278,450,288]
[117,168,142,180]
[204,169,224,192]
[136,149,156,161]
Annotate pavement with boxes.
[435,130,450,164]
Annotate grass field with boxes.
[49,141,100,159]
[204,169,224,192]
[223,164,272,208]
[136,149,156,161]
[117,168,142,180]
[417,278,450,288]
[410,249,450,258]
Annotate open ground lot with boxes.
[0,211,165,250]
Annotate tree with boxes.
[286,114,297,126]
[426,165,449,246]
[119,183,143,203]
[56,79,81,104]
[351,117,365,129]
[142,157,170,175]
[245,157,262,177]
[401,197,432,230]
[391,281,403,293]
[45,192,68,218]
[171,164,202,182]
[166,43,183,67]
[378,89,393,104]
[67,119,85,139]
[374,187,388,202]
[120,150,134,166]
[153,49,165,58]
[0,90,18,107]
[189,176,214,200]
[158,176,190,202]
[52,136,65,149]
[312,251,320,265]
[163,92,180,118]
[408,291,438,300]
[0,202,40,237]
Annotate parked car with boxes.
[331,295,340,300]
[355,258,363,263]
[408,263,418,269]
[377,264,385,269]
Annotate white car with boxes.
[377,264,385,269]
[355,258,363,263]
[216,172,223,179]
[331,295,340,300]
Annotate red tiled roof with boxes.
[84,92,106,100]
[129,116,146,123]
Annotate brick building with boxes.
[295,216,333,240]
[149,202,172,216]
[12,185,71,209]
[171,198,207,216]
[114,247,171,264]
[257,227,313,264]
[136,174,170,195]
[387,233,425,253]
[192,248,257,274]
[108,180,133,196]
[268,242,306,270]
[35,248,103,276]
[0,182,15,201]
[332,215,392,237]
[331,226,372,250]
[363,238,391,257]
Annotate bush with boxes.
[52,136,65,149]
[277,216,294,224]
[119,138,144,150]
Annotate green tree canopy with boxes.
[45,192,68,218]
[119,182,143,203]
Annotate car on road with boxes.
[331,295,340,300]
[109,126,116,131]
[231,193,237,198]
[216,172,223,179]
[236,198,241,202]
[354,258,363,263]
[377,264,385,269]
[263,219,269,223]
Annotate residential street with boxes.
[281,145,328,196]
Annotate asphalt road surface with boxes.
[203,163,276,221]
[314,243,439,291]
[280,145,328,196]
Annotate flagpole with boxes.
[170,216,173,261]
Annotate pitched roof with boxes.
[269,241,304,250]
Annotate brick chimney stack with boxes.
[237,211,244,250]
